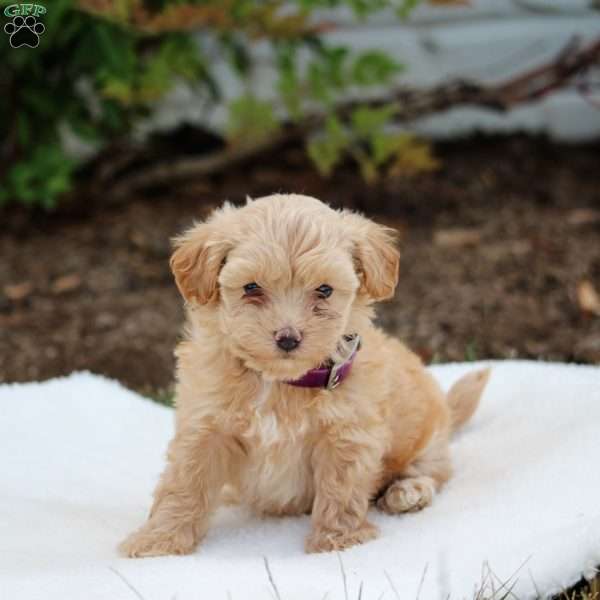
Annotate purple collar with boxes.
[285,334,361,390]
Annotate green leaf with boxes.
[307,115,349,176]
[276,42,302,118]
[386,133,439,177]
[351,51,403,86]
[307,45,350,103]
[3,142,77,209]
[372,131,405,164]
[348,0,389,18]
[17,113,30,146]
[227,95,279,143]
[351,104,398,139]
[70,119,102,143]
[93,24,133,75]
[101,78,134,104]
[397,0,422,19]
[356,154,378,183]
[43,0,75,38]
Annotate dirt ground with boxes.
[1,135,599,395]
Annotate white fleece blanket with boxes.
[1,361,599,600]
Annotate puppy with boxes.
[120,194,489,557]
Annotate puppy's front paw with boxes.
[305,521,379,553]
[119,520,201,558]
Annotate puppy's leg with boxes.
[306,431,381,553]
[120,428,243,557]
[377,434,451,515]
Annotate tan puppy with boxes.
[120,194,489,557]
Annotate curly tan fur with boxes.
[119,194,489,557]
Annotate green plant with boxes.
[465,341,479,362]
[1,0,431,209]
[308,104,438,182]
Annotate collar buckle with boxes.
[326,334,361,390]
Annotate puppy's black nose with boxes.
[277,336,300,352]
[274,327,302,352]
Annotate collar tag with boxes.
[285,333,361,390]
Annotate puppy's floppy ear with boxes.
[170,207,236,305]
[342,212,400,301]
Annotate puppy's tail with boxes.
[447,368,490,432]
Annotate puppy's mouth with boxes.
[228,336,338,382]
[240,347,329,382]
[262,335,354,381]
[251,357,318,382]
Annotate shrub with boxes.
[0,0,435,209]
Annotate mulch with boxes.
[1,134,599,394]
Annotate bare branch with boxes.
[108,566,146,600]
[106,36,600,198]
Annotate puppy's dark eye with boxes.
[243,282,262,295]
[316,284,333,299]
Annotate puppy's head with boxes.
[170,194,399,380]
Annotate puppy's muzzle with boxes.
[274,327,302,352]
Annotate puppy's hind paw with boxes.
[376,476,435,515]
[119,521,200,558]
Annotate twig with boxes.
[416,563,429,600]
[486,556,531,600]
[384,570,402,600]
[108,566,146,600]
[350,37,600,117]
[263,556,282,600]
[109,125,303,199]
[527,569,542,599]
[337,552,349,600]
[475,562,491,600]
[497,579,520,600]
[107,36,600,198]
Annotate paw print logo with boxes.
[4,15,45,48]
